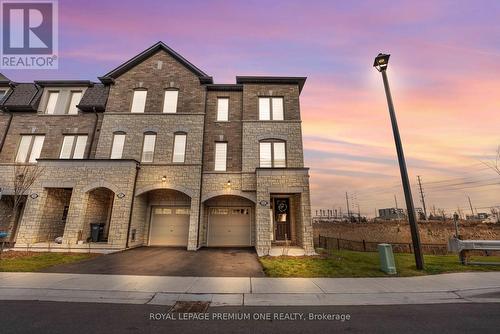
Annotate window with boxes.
[131,90,147,113]
[67,91,82,114]
[163,90,178,113]
[141,133,156,162]
[45,91,59,114]
[59,135,87,159]
[110,133,126,159]
[259,140,286,168]
[0,89,7,99]
[172,133,187,163]
[15,135,45,163]
[258,97,284,120]
[214,142,227,171]
[216,98,229,121]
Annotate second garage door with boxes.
[208,207,251,246]
[149,207,190,246]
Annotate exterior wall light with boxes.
[29,193,39,199]
[117,193,126,198]
[227,180,231,187]
[161,176,167,182]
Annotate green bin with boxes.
[378,243,397,274]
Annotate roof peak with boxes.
[99,41,212,84]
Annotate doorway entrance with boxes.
[273,197,291,241]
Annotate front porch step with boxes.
[269,246,306,257]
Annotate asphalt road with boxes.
[1,301,499,334]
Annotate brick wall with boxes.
[105,50,205,114]
[242,84,301,121]
[203,91,243,171]
[0,112,98,162]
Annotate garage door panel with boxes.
[208,207,251,246]
[149,207,190,246]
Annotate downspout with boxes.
[196,87,208,249]
[125,162,140,248]
[0,110,13,154]
[87,107,99,159]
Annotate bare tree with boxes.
[1,165,44,241]
[482,145,500,176]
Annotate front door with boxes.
[274,198,290,241]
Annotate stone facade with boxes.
[0,42,313,256]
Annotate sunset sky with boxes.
[2,0,499,217]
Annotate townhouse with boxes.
[0,42,314,256]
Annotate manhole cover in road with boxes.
[169,301,210,313]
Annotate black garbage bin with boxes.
[90,223,105,242]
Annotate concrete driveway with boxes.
[40,247,265,277]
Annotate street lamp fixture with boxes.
[373,53,390,72]
[373,52,424,270]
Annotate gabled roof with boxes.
[34,80,93,87]
[99,41,213,84]
[77,84,109,112]
[236,76,307,93]
[0,73,10,85]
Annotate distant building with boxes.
[378,208,406,220]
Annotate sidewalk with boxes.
[1,272,500,306]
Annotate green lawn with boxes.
[0,252,98,272]
[260,249,500,277]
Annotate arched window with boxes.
[172,132,187,163]
[110,131,126,159]
[141,132,157,162]
[259,139,286,168]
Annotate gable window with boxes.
[110,133,126,159]
[258,97,284,120]
[131,90,147,113]
[163,90,178,113]
[141,133,156,162]
[172,133,187,163]
[67,91,83,114]
[216,98,229,121]
[60,135,87,159]
[214,142,227,171]
[259,140,286,168]
[15,135,45,163]
[0,89,7,99]
[45,91,59,114]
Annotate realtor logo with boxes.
[1,0,58,69]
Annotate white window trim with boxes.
[214,142,227,171]
[67,91,83,115]
[258,97,284,121]
[216,97,229,121]
[45,91,59,114]
[141,134,156,162]
[163,90,179,113]
[110,133,126,159]
[131,90,147,113]
[259,140,286,168]
[172,133,187,163]
[15,135,45,163]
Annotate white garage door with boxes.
[149,207,190,246]
[208,207,251,246]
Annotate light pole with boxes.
[373,53,424,270]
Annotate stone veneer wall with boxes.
[38,188,72,242]
[82,188,114,241]
[12,160,137,247]
[133,165,202,250]
[255,168,314,256]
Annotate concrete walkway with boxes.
[1,272,500,306]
